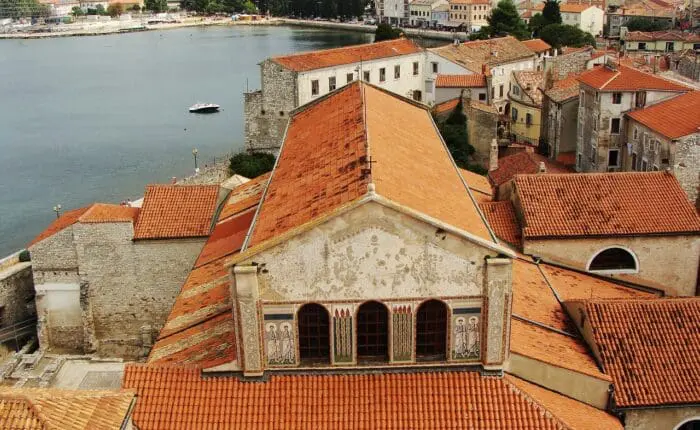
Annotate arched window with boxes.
[356,301,389,362]
[676,419,700,430]
[297,303,330,364]
[588,247,637,272]
[416,300,448,361]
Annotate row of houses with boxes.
[382,0,492,30]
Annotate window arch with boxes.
[416,299,448,361]
[675,418,700,430]
[356,301,389,362]
[587,246,638,273]
[297,303,330,364]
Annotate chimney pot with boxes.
[538,161,546,173]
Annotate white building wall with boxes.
[297,53,427,105]
[490,59,536,113]
[425,51,472,104]
[435,86,488,104]
[382,0,407,23]
[580,7,604,36]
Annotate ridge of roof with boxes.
[626,90,700,139]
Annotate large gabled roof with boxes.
[626,90,700,139]
[242,81,496,257]
[271,38,423,72]
[514,172,700,239]
[577,64,690,92]
[429,36,536,73]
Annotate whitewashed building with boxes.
[245,39,427,152]
[378,0,409,25]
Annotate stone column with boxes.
[232,265,263,377]
[484,257,513,369]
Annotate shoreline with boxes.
[1,17,465,41]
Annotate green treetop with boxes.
[471,0,530,41]
[542,0,562,26]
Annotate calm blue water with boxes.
[0,26,373,255]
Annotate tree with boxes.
[539,23,595,48]
[107,2,123,16]
[144,0,166,12]
[229,152,276,178]
[131,4,140,11]
[485,0,530,40]
[241,0,256,13]
[374,23,403,42]
[541,0,561,26]
[528,13,546,35]
[435,98,476,169]
[71,5,84,15]
[0,0,51,19]
[95,3,105,14]
[625,17,669,32]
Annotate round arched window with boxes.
[588,247,637,272]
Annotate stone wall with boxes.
[670,51,700,81]
[72,222,205,358]
[625,407,700,430]
[466,98,498,170]
[244,59,297,153]
[0,256,35,330]
[542,96,578,160]
[543,49,593,81]
[674,134,699,208]
[523,235,700,296]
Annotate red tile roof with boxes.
[247,82,493,249]
[522,38,551,53]
[122,366,608,430]
[577,64,690,92]
[544,74,581,103]
[459,168,493,201]
[272,38,422,72]
[217,173,269,222]
[133,185,219,240]
[480,201,521,247]
[430,36,536,74]
[513,70,544,105]
[247,83,369,247]
[514,172,700,239]
[433,97,460,115]
[0,388,134,430]
[488,152,571,187]
[28,206,91,247]
[583,297,700,407]
[195,209,255,268]
[626,90,700,139]
[624,30,700,42]
[435,74,487,88]
[78,203,139,224]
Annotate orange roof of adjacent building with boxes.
[0,388,134,430]
[582,297,700,407]
[459,168,493,202]
[577,64,690,92]
[78,203,139,224]
[122,365,619,430]
[522,38,551,53]
[217,173,269,222]
[133,185,219,240]
[246,82,494,250]
[430,36,536,74]
[626,90,700,139]
[624,30,700,42]
[27,206,90,247]
[480,201,521,247]
[433,97,461,115]
[488,152,571,187]
[435,74,487,88]
[514,172,700,239]
[272,38,422,72]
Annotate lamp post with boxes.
[53,204,62,219]
[192,148,199,171]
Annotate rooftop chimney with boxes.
[538,161,546,173]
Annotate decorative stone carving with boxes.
[392,304,412,362]
[333,305,353,364]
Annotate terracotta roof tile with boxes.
[217,173,270,222]
[489,152,571,187]
[78,203,139,224]
[577,64,690,92]
[505,374,622,430]
[133,185,219,240]
[514,172,700,239]
[0,388,134,430]
[247,83,369,247]
[624,30,700,42]
[626,90,700,139]
[512,259,571,332]
[435,74,487,88]
[28,206,90,247]
[433,97,460,114]
[430,36,536,74]
[513,70,544,105]
[544,74,581,103]
[248,82,494,249]
[123,365,600,430]
[510,319,609,381]
[459,168,493,199]
[195,208,255,268]
[522,38,551,53]
[480,201,521,247]
[584,297,700,407]
[272,38,422,72]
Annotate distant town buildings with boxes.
[607,1,675,38]
[409,0,448,26]
[447,0,491,32]
[377,0,409,25]
[621,29,700,53]
[534,3,604,35]
[509,70,544,144]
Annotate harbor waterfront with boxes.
[0,25,374,256]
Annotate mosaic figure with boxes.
[265,323,280,364]
[280,323,295,364]
[453,317,468,358]
[467,316,479,356]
